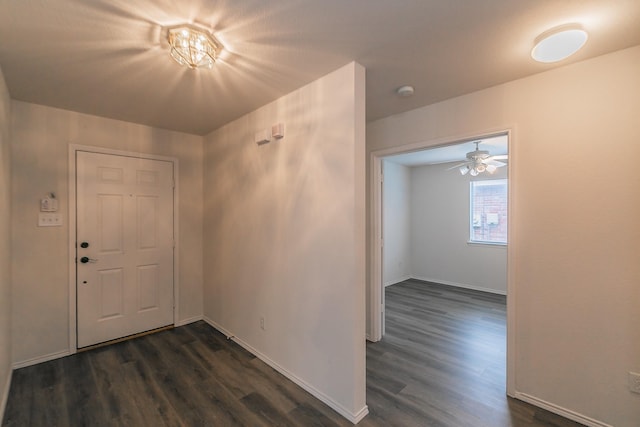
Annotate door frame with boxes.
[368,128,516,396]
[68,144,180,353]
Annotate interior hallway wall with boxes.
[381,160,411,286]
[367,46,640,427]
[10,102,204,366]
[0,66,12,417]
[203,62,367,421]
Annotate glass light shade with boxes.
[459,166,470,175]
[168,25,219,69]
[476,163,486,173]
[532,27,588,63]
[486,164,497,173]
[469,168,479,177]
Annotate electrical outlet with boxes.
[260,317,265,331]
[629,372,640,394]
[38,213,62,227]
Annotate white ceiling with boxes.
[385,134,508,167]
[0,1,638,136]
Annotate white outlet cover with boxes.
[38,213,62,227]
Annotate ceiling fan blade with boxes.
[485,159,507,167]
[490,155,508,160]
[446,162,470,170]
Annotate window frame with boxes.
[468,178,508,246]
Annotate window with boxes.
[470,179,507,245]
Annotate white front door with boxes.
[76,151,174,348]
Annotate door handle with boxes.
[80,256,98,264]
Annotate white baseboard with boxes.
[12,349,71,370]
[203,316,234,338]
[351,405,370,424]
[410,276,507,295]
[514,392,612,427]
[0,368,12,423]
[383,275,412,287]
[203,316,369,424]
[175,315,203,327]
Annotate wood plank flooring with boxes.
[2,321,353,427]
[2,280,584,426]
[364,279,584,427]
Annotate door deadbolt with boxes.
[80,242,89,248]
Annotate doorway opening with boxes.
[369,130,515,396]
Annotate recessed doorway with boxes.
[69,145,179,351]
[368,131,515,396]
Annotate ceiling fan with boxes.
[448,141,508,176]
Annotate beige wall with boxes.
[0,67,12,415]
[10,102,204,365]
[381,159,507,292]
[203,62,367,421]
[381,160,412,286]
[367,46,640,427]
[410,163,507,293]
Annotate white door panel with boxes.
[77,151,174,348]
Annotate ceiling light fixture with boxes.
[531,24,588,63]
[451,141,507,176]
[167,24,221,69]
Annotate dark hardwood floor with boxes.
[2,321,354,427]
[2,280,583,426]
[364,279,583,427]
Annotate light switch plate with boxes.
[38,213,62,227]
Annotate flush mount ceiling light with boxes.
[531,24,588,63]
[167,24,221,69]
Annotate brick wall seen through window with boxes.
[470,179,507,244]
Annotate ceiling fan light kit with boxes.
[451,141,507,176]
[531,24,588,63]
[167,24,221,69]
